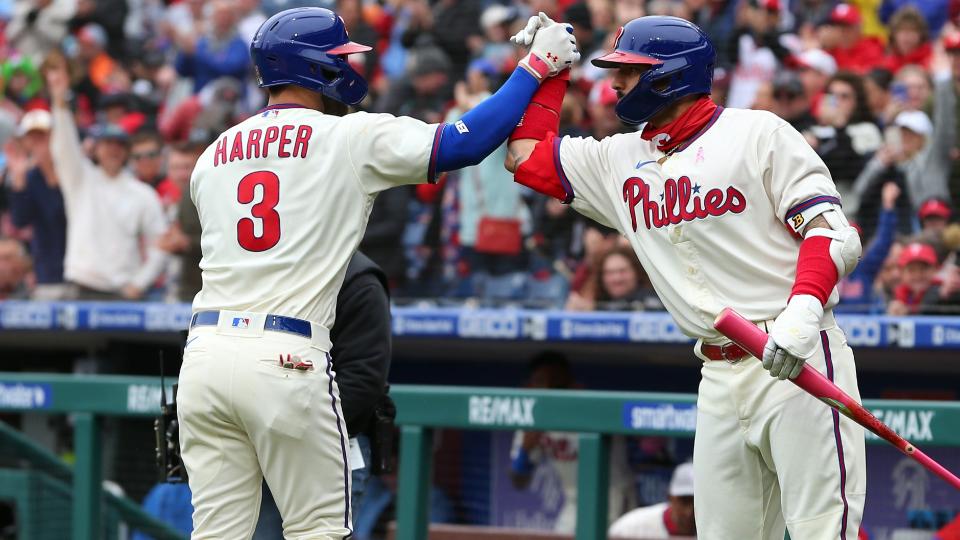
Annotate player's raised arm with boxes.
[332,13,580,194]
[430,13,580,174]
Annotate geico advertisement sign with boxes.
[837,318,883,347]
[457,313,520,339]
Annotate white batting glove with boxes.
[515,13,580,81]
[511,12,552,47]
[763,295,824,380]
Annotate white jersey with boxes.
[608,502,670,539]
[510,432,634,533]
[556,108,841,341]
[190,105,441,330]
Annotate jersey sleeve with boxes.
[344,112,444,195]
[761,120,842,237]
[557,135,621,230]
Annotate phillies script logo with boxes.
[622,176,747,231]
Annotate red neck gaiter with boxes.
[641,96,720,153]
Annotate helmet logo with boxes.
[613,26,624,48]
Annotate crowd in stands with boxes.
[1,0,960,315]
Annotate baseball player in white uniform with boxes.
[177,7,579,539]
[506,16,865,540]
[608,462,696,538]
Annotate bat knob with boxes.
[905,445,915,454]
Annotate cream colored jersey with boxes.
[556,108,841,341]
[190,105,441,329]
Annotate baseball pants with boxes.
[693,317,866,540]
[177,322,351,539]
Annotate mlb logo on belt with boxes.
[232,317,250,329]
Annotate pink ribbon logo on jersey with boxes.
[622,176,746,231]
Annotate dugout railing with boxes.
[1,373,960,540]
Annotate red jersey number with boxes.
[237,171,281,252]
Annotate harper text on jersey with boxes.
[622,175,747,231]
[213,125,313,166]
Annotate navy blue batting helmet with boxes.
[591,16,715,125]
[251,7,371,106]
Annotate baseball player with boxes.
[177,7,579,539]
[506,16,865,540]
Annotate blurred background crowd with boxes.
[2,0,960,314]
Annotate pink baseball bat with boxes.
[714,307,960,490]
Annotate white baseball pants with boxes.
[177,323,351,539]
[693,319,866,540]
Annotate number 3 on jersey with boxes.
[237,171,281,252]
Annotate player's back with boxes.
[190,106,376,330]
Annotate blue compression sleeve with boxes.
[433,67,540,173]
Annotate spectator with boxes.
[510,351,635,534]
[375,46,452,124]
[887,64,933,121]
[73,23,123,94]
[793,48,837,114]
[5,109,68,300]
[156,141,205,302]
[69,0,130,60]
[160,76,244,144]
[426,0,483,79]
[848,112,922,238]
[378,0,432,81]
[336,0,381,81]
[919,198,953,235]
[0,238,32,299]
[4,0,76,63]
[944,33,960,201]
[477,3,521,74]
[863,67,894,124]
[565,3,597,61]
[130,131,179,211]
[880,0,949,38]
[47,63,168,300]
[448,62,532,301]
[236,0,268,47]
[566,223,620,311]
[726,0,793,110]
[588,79,633,138]
[174,0,250,94]
[820,4,885,74]
[859,44,957,213]
[882,6,933,73]
[854,107,954,225]
[769,71,815,132]
[805,71,882,191]
[2,58,45,109]
[888,242,960,314]
[876,239,905,305]
[838,182,902,313]
[788,0,834,34]
[594,245,661,311]
[608,462,696,539]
